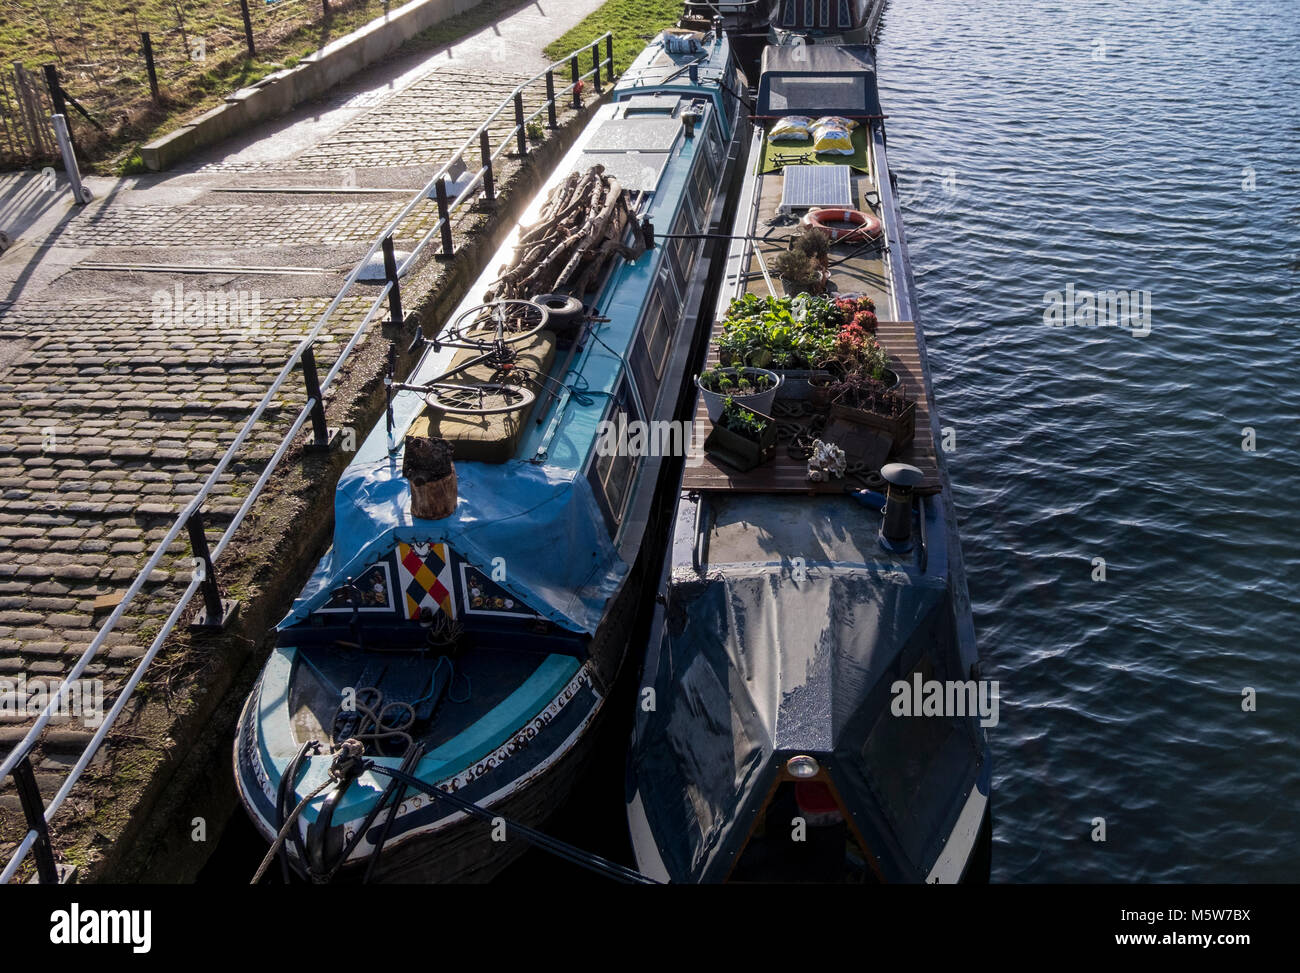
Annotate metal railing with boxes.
[0,32,614,885]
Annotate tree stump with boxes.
[404,436,457,519]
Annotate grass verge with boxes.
[542,0,682,76]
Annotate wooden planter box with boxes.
[704,411,778,473]
[827,398,916,457]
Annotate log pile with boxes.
[486,165,646,302]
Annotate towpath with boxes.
[0,0,607,874]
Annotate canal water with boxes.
[203,0,1299,884]
[874,0,1300,880]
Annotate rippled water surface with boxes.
[874,0,1300,881]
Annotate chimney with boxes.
[879,462,923,551]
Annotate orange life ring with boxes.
[802,207,883,243]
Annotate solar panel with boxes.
[779,165,853,214]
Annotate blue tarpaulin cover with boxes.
[283,453,625,635]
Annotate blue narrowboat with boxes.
[234,29,749,883]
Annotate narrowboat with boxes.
[234,28,750,883]
[679,2,776,79]
[769,0,888,49]
[626,44,993,883]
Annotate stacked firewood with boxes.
[486,165,646,301]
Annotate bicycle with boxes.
[395,299,551,417]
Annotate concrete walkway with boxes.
[0,0,606,855]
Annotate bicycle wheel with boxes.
[425,382,537,416]
[444,300,548,349]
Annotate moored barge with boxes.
[626,44,992,883]
[769,0,888,49]
[234,29,750,883]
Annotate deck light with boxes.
[787,755,820,778]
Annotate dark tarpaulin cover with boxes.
[757,45,883,119]
[631,566,979,882]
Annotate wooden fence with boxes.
[0,64,57,166]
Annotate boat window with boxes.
[692,153,715,214]
[655,252,682,324]
[804,0,814,27]
[591,386,640,529]
[630,291,670,412]
[838,0,851,28]
[820,0,829,27]
[783,1,796,28]
[670,205,699,284]
[643,298,671,380]
[728,779,880,883]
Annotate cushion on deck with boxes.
[409,330,556,464]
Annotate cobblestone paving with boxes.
[0,299,368,694]
[56,199,444,247]
[291,70,547,170]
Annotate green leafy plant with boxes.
[700,367,774,395]
[719,397,769,440]
[717,294,884,371]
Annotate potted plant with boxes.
[826,373,916,456]
[704,397,778,472]
[808,356,851,410]
[697,366,783,421]
[716,294,844,398]
[772,224,831,296]
[772,249,828,297]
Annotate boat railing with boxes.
[0,33,615,886]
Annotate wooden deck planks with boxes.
[681,164,943,496]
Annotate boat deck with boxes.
[681,151,942,495]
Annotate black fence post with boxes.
[479,130,495,204]
[299,345,336,452]
[435,177,454,258]
[514,91,527,157]
[185,510,235,629]
[42,65,74,156]
[141,32,160,104]
[570,55,581,109]
[323,0,331,14]
[13,755,59,885]
[238,0,256,57]
[545,69,557,129]
[606,34,614,78]
[592,42,601,94]
[381,236,404,330]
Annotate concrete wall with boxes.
[140,0,484,172]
